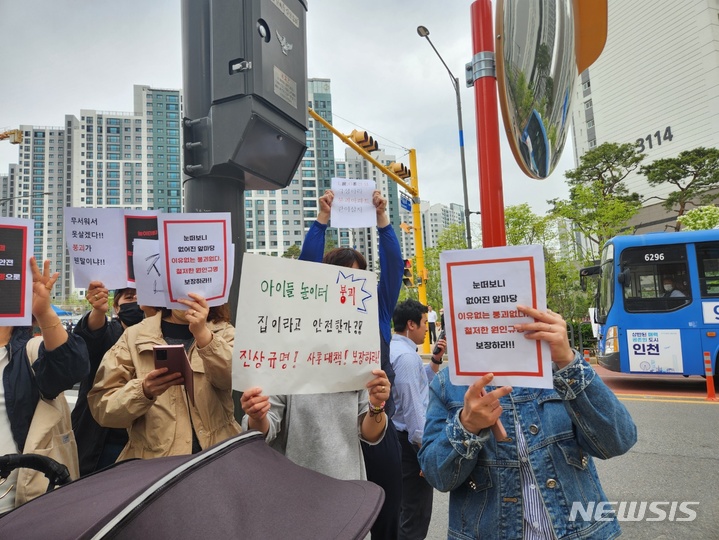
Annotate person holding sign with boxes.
[88,294,241,460]
[297,187,405,538]
[418,306,637,540]
[71,282,157,476]
[0,258,90,512]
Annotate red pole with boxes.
[471,0,506,248]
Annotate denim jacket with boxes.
[418,354,637,539]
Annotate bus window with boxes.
[619,244,690,312]
[696,242,719,297]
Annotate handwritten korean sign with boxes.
[64,207,126,288]
[441,245,552,388]
[233,253,380,395]
[0,217,33,326]
[330,178,376,229]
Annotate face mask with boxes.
[663,284,673,292]
[117,302,145,327]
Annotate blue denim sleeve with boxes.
[418,370,491,492]
[299,221,327,263]
[554,352,637,459]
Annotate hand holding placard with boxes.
[459,373,512,441]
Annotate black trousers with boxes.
[397,430,433,540]
[428,322,437,343]
[362,420,403,540]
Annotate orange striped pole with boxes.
[704,352,716,401]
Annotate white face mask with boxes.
[663,284,673,292]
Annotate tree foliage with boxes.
[676,205,719,231]
[639,147,719,230]
[504,204,592,322]
[282,244,301,259]
[549,142,643,260]
[402,223,466,307]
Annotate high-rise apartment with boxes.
[570,1,719,231]
[399,201,465,258]
[0,85,182,298]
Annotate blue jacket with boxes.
[418,355,637,540]
[299,220,403,416]
[3,327,90,452]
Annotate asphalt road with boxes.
[425,376,719,539]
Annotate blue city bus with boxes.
[581,230,719,382]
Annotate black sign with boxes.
[0,226,28,318]
[125,216,159,282]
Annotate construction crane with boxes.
[0,129,23,144]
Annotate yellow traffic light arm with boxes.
[308,108,416,197]
[307,109,429,351]
[0,129,23,144]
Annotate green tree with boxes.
[282,244,301,259]
[403,223,467,307]
[504,204,591,322]
[639,147,719,230]
[676,205,719,231]
[549,142,644,260]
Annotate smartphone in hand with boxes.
[153,344,194,404]
[433,330,446,356]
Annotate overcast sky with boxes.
[0,0,573,220]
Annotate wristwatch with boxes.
[431,356,443,365]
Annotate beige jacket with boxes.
[88,313,241,460]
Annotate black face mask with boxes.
[117,302,145,327]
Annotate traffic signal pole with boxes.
[308,109,430,352]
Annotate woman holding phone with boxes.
[88,293,241,460]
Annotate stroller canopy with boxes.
[0,432,384,539]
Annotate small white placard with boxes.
[441,245,552,389]
[330,178,376,229]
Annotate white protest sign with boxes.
[330,178,376,229]
[441,245,552,389]
[132,239,166,308]
[0,217,33,326]
[65,208,126,289]
[158,213,232,308]
[233,254,380,395]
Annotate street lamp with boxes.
[417,25,474,249]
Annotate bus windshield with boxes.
[619,243,691,312]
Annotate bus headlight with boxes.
[604,326,618,355]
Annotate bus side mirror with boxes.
[579,265,601,292]
[617,268,630,286]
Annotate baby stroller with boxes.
[0,431,384,539]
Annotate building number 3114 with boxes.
[635,126,673,152]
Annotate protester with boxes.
[0,257,90,512]
[88,295,241,459]
[293,188,405,538]
[390,299,446,540]
[418,306,637,539]
[72,283,157,475]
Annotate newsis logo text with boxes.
[569,501,699,522]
